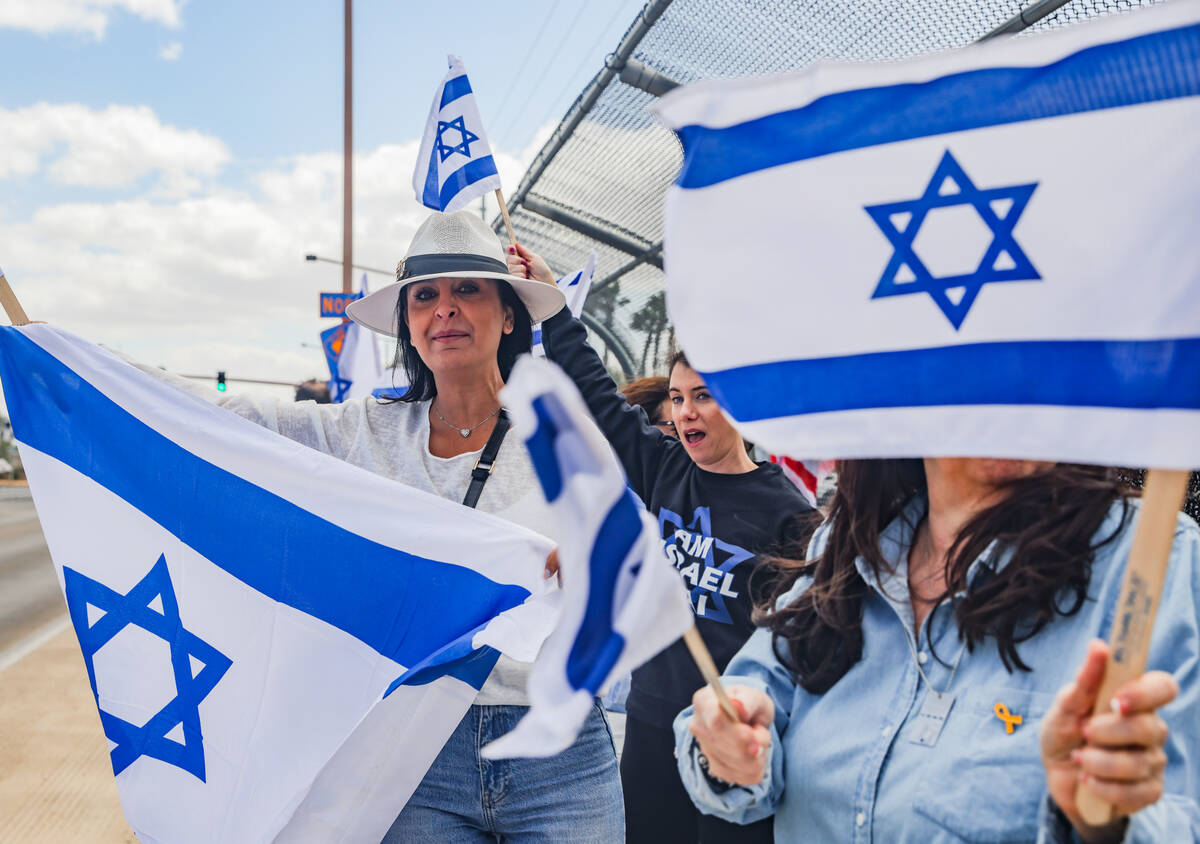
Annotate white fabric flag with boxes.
[412,55,502,213]
[654,2,1200,468]
[340,275,383,402]
[0,324,556,843]
[482,357,693,759]
[532,251,598,357]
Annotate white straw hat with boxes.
[346,210,566,336]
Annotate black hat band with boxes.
[398,253,509,281]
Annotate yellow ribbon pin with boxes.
[994,702,1022,734]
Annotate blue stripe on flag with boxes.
[440,74,473,109]
[385,630,501,693]
[676,22,1200,189]
[565,491,641,692]
[698,337,1200,422]
[438,155,499,209]
[421,143,441,209]
[0,328,530,670]
[525,395,565,502]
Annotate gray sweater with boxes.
[128,363,557,705]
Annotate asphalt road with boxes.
[0,487,64,664]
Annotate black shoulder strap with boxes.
[462,409,510,509]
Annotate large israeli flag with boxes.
[654,2,1200,469]
[0,325,556,843]
[413,55,502,213]
[482,357,692,759]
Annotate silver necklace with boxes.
[432,401,501,439]
[903,625,967,748]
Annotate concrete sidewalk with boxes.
[0,627,134,843]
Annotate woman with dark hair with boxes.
[677,458,1199,842]
[129,211,625,841]
[508,243,814,844]
[619,375,677,438]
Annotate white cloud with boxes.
[0,0,183,40]
[0,112,555,395]
[0,103,229,190]
[158,40,183,61]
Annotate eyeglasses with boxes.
[654,420,676,432]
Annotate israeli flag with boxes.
[413,55,502,213]
[0,325,556,843]
[654,2,1200,469]
[339,275,383,402]
[532,251,598,356]
[482,357,693,759]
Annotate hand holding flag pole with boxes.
[0,269,31,326]
[1074,468,1191,826]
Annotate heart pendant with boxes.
[460,428,471,438]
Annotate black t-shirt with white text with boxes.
[542,309,812,728]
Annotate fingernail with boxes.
[1112,697,1126,715]
[1081,722,1092,741]
[751,745,761,757]
[508,246,515,253]
[544,568,553,578]
[1070,749,1082,765]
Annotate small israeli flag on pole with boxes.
[413,55,506,220]
[482,357,693,759]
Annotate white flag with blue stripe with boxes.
[654,2,1200,469]
[339,274,383,402]
[482,357,693,759]
[413,55,502,213]
[532,251,597,356]
[0,324,556,843]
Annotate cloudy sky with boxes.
[0,0,644,405]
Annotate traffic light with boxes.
[217,371,227,392]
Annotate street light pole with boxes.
[304,254,391,276]
[343,0,353,294]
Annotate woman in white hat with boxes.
[128,210,625,841]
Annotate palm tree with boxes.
[630,292,669,373]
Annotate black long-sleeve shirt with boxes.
[541,309,813,728]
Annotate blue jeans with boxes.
[383,702,624,843]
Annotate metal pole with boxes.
[979,0,1076,40]
[342,0,353,294]
[304,254,391,276]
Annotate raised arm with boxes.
[509,243,683,500]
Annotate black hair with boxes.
[385,278,533,402]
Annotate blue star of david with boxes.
[865,150,1040,329]
[63,554,231,781]
[659,506,754,625]
[435,115,479,163]
[328,375,352,402]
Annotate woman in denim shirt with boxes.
[675,459,1199,842]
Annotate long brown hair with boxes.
[757,460,1132,694]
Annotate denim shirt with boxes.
[674,497,1200,842]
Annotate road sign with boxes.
[319,292,362,318]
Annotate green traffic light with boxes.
[217,382,226,392]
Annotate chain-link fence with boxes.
[497,0,1158,379]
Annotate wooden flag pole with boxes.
[495,189,518,247]
[1075,467,1192,826]
[682,626,740,722]
[0,270,30,326]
